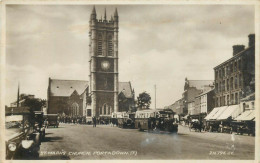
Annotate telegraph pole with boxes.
[154,84,156,110]
[17,82,20,107]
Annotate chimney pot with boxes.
[232,45,245,56]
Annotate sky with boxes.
[5,5,254,108]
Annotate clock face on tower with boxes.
[101,60,110,71]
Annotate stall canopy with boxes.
[204,106,227,120]
[235,110,255,121]
[217,105,240,120]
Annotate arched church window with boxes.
[98,34,102,55]
[104,104,107,115]
[108,106,110,115]
[71,102,79,116]
[108,35,113,56]
[100,107,102,115]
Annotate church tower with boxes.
[89,6,119,117]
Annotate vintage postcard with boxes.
[0,0,259,162]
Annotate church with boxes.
[47,7,135,119]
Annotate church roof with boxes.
[49,78,133,98]
[49,79,88,97]
[119,82,133,98]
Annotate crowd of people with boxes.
[58,115,112,125]
[58,116,89,124]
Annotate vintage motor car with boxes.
[236,121,255,136]
[46,114,59,128]
[34,111,46,140]
[111,112,119,126]
[135,109,178,133]
[5,109,41,159]
[189,119,202,132]
[116,112,135,129]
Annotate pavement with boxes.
[38,123,255,160]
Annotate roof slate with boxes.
[50,79,88,97]
[118,82,133,98]
[49,79,133,98]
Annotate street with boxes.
[39,123,254,160]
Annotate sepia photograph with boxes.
[2,1,258,161]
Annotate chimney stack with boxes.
[248,34,255,47]
[232,45,245,56]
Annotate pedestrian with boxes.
[92,116,97,127]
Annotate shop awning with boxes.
[235,110,255,121]
[216,105,240,120]
[204,106,227,120]
[206,106,228,120]
[204,107,219,120]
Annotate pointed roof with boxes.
[119,82,133,98]
[104,8,107,20]
[49,79,134,99]
[49,79,88,97]
[114,8,118,16]
[91,6,96,15]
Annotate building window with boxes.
[238,60,241,70]
[235,93,238,104]
[227,95,229,105]
[108,35,113,56]
[223,80,226,91]
[98,34,102,55]
[231,94,234,105]
[234,61,237,72]
[215,83,218,93]
[220,81,222,92]
[230,63,233,73]
[230,77,233,90]
[104,104,107,115]
[252,102,254,109]
[235,75,238,89]
[215,71,218,80]
[87,109,92,116]
[239,74,242,87]
[222,68,225,77]
[227,79,229,91]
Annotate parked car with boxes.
[34,111,46,140]
[46,114,59,128]
[5,108,41,159]
[117,112,135,129]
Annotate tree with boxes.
[23,97,46,113]
[137,92,151,110]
